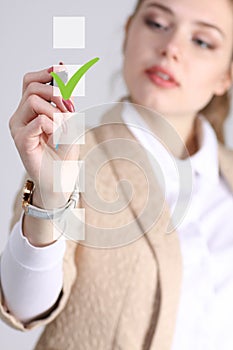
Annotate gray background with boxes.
[0,1,232,349]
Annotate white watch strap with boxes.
[24,189,80,220]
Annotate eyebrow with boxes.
[195,21,225,38]
[146,2,174,15]
[145,2,225,38]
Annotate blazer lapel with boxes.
[91,102,183,349]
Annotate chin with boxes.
[131,93,164,115]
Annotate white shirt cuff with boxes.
[9,211,66,270]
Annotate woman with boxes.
[1,0,233,349]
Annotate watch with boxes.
[22,179,80,220]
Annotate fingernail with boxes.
[62,99,75,113]
[47,66,53,73]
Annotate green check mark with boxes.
[50,57,100,100]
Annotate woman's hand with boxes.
[9,67,80,208]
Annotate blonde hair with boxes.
[130,0,233,144]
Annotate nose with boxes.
[158,29,184,61]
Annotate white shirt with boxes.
[1,101,233,349]
[0,212,66,322]
[122,101,233,350]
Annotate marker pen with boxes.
[49,63,75,149]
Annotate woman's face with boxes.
[123,0,233,118]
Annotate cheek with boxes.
[123,41,149,87]
[124,24,149,62]
[124,43,140,66]
[189,62,224,91]
[123,42,140,84]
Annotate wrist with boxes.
[32,188,72,210]
[22,179,79,221]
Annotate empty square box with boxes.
[53,16,85,49]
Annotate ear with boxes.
[214,62,233,96]
[122,16,133,54]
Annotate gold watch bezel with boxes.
[22,180,35,209]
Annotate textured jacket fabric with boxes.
[1,103,233,350]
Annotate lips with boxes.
[145,65,180,88]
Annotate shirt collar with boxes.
[121,101,219,186]
[189,114,219,185]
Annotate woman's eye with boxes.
[193,38,213,49]
[145,19,168,31]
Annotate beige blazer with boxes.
[1,103,233,350]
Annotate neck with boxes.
[135,106,199,159]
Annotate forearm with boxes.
[23,188,72,247]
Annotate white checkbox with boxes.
[53,112,85,145]
[53,17,85,49]
[52,65,85,97]
[53,160,84,193]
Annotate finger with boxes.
[17,114,78,157]
[57,62,76,112]
[22,67,53,94]
[21,82,68,113]
[10,94,63,135]
[15,114,55,153]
